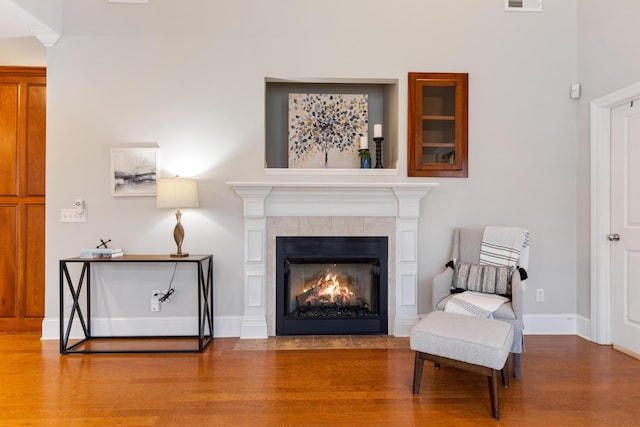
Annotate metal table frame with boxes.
[59,254,213,354]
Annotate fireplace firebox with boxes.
[276,236,388,335]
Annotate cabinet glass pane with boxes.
[421,85,456,165]
[422,86,456,117]
[422,119,455,143]
[421,146,455,164]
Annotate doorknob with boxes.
[608,233,621,241]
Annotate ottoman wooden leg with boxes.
[488,369,500,420]
[413,352,425,394]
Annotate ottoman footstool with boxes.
[410,311,514,420]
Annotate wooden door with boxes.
[0,66,46,332]
[610,99,640,357]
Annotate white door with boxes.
[610,100,640,356]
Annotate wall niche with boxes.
[265,77,399,172]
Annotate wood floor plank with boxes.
[0,334,638,426]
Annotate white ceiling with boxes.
[0,0,42,39]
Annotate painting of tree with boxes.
[288,93,368,168]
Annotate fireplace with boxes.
[276,236,388,335]
[227,182,437,338]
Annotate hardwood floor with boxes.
[0,334,638,426]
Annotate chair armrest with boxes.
[510,269,526,321]
[432,268,454,311]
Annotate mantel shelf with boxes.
[227,181,439,219]
[227,181,439,192]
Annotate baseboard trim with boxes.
[523,314,577,335]
[576,314,591,340]
[393,314,420,337]
[613,344,640,361]
[41,315,244,340]
[42,314,586,340]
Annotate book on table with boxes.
[79,248,124,259]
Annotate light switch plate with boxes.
[570,83,581,99]
[60,209,86,222]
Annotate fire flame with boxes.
[311,273,353,303]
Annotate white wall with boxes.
[41,0,580,337]
[0,36,46,65]
[575,0,640,323]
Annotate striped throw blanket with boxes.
[444,291,510,318]
[479,226,530,268]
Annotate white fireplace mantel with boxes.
[227,181,438,338]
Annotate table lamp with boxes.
[156,176,199,257]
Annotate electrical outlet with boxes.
[536,288,544,302]
[60,209,86,222]
[150,294,160,312]
[151,290,171,312]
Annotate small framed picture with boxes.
[110,147,159,197]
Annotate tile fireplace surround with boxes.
[227,182,438,339]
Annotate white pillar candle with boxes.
[373,124,382,138]
[360,135,368,150]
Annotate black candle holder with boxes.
[373,137,384,168]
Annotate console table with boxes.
[59,254,213,354]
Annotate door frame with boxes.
[590,81,640,345]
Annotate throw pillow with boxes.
[452,260,511,296]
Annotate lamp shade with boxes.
[156,177,199,209]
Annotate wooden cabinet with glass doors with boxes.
[408,72,468,177]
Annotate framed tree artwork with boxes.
[288,93,368,168]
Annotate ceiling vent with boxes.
[505,0,542,12]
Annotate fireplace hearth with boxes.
[276,236,388,335]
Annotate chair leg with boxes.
[513,352,521,379]
[413,352,425,395]
[501,356,510,388]
[488,369,500,420]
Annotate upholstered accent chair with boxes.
[431,227,529,379]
